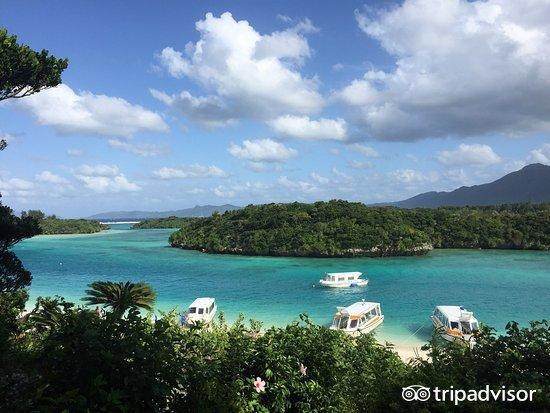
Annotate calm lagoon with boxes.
[14,224,550,348]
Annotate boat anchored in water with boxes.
[431,305,479,347]
[319,271,368,288]
[182,297,217,326]
[330,301,384,335]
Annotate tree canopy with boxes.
[0,27,68,101]
[0,27,68,150]
[170,201,550,257]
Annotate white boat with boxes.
[182,297,217,326]
[330,301,384,335]
[431,305,479,346]
[319,271,368,288]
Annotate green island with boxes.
[21,210,107,235]
[132,216,196,229]
[169,201,550,257]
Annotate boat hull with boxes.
[319,279,369,288]
[331,315,384,335]
[431,316,473,345]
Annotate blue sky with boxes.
[1,0,549,217]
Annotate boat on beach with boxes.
[430,305,479,346]
[319,271,368,288]
[330,301,384,335]
[182,297,217,326]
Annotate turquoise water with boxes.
[14,224,550,346]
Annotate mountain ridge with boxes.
[88,204,241,221]
[394,163,550,208]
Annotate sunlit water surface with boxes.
[14,224,550,346]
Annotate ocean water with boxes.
[14,224,550,347]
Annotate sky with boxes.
[1,0,550,217]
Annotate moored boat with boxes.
[319,271,368,288]
[330,301,384,335]
[430,305,479,346]
[182,297,217,326]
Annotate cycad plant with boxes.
[83,281,156,316]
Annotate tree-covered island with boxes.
[169,201,550,257]
[21,210,107,235]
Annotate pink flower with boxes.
[299,363,307,376]
[253,377,266,393]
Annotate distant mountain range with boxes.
[88,204,241,221]
[89,164,549,220]
[394,163,550,208]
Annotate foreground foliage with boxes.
[83,281,157,316]
[170,201,550,257]
[0,298,548,412]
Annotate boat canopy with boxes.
[326,271,362,278]
[339,301,379,317]
[435,305,475,322]
[189,297,215,309]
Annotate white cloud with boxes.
[389,169,439,184]
[67,148,84,157]
[338,0,550,141]
[348,160,373,169]
[73,164,140,193]
[154,12,323,126]
[349,143,379,157]
[309,172,329,184]
[0,177,34,191]
[437,144,501,167]
[276,14,293,23]
[529,143,550,164]
[108,139,168,157]
[156,47,189,78]
[76,164,120,177]
[152,164,228,179]
[268,115,347,141]
[150,89,236,128]
[14,84,168,137]
[213,185,236,198]
[228,138,297,163]
[35,171,70,185]
[0,132,17,145]
[277,176,317,193]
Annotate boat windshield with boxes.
[460,320,479,334]
[339,316,349,329]
[189,307,197,314]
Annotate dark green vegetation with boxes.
[21,210,107,235]
[0,27,67,150]
[0,27,68,101]
[170,201,550,257]
[395,163,550,207]
[132,216,197,229]
[84,281,156,316]
[1,284,549,412]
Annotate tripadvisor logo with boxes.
[402,385,538,405]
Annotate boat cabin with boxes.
[330,301,384,334]
[184,297,217,325]
[431,305,479,343]
[319,271,368,288]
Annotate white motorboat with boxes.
[182,297,217,326]
[330,301,384,335]
[319,271,368,288]
[431,305,479,346]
